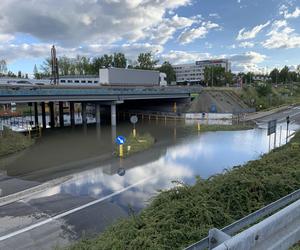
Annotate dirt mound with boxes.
[188,89,249,113]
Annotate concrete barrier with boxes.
[185,113,233,120]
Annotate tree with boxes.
[33,64,41,79]
[269,68,279,84]
[0,59,7,75]
[159,61,176,84]
[279,66,289,83]
[204,66,226,86]
[102,54,113,68]
[224,71,233,85]
[113,53,127,68]
[256,83,272,97]
[40,58,52,76]
[245,72,254,84]
[17,71,22,78]
[136,52,158,70]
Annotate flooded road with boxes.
[0,119,293,249]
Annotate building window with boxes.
[67,80,73,83]
[81,80,86,83]
[60,80,66,83]
[75,80,79,83]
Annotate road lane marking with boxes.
[0,176,154,242]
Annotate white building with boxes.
[173,59,231,84]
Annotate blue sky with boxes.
[0,0,299,75]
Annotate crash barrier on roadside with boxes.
[185,188,300,250]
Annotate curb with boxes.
[0,176,72,207]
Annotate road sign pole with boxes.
[279,126,282,146]
[133,124,136,137]
[274,129,277,149]
[197,122,201,132]
[286,116,290,143]
[119,144,124,157]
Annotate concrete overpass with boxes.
[0,85,192,128]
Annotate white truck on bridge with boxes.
[99,68,167,87]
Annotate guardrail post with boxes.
[208,228,231,249]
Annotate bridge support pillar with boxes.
[96,103,101,124]
[59,102,64,127]
[34,102,39,127]
[82,102,87,125]
[111,104,116,126]
[49,102,55,128]
[41,102,46,129]
[70,102,75,127]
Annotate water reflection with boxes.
[35,127,292,212]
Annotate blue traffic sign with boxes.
[115,136,126,145]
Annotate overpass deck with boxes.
[0,85,191,103]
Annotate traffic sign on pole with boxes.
[115,136,126,145]
[267,120,277,136]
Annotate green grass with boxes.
[0,128,34,157]
[114,133,155,157]
[239,84,300,111]
[66,130,300,250]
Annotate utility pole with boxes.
[211,66,214,87]
[51,45,59,85]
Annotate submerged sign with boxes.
[267,120,277,136]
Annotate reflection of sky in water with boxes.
[37,128,292,210]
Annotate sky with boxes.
[0,0,300,75]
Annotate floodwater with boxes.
[0,119,294,247]
[0,119,291,200]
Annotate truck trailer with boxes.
[99,68,167,87]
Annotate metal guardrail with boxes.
[185,188,300,250]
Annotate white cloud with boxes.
[239,41,255,48]
[178,21,220,44]
[262,19,300,49]
[146,14,200,45]
[0,42,164,62]
[237,21,270,40]
[209,13,220,19]
[160,50,211,64]
[0,0,191,46]
[0,34,15,43]
[229,51,266,73]
[280,5,300,19]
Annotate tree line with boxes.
[33,52,176,84]
[203,64,300,86]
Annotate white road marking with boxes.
[0,176,154,242]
